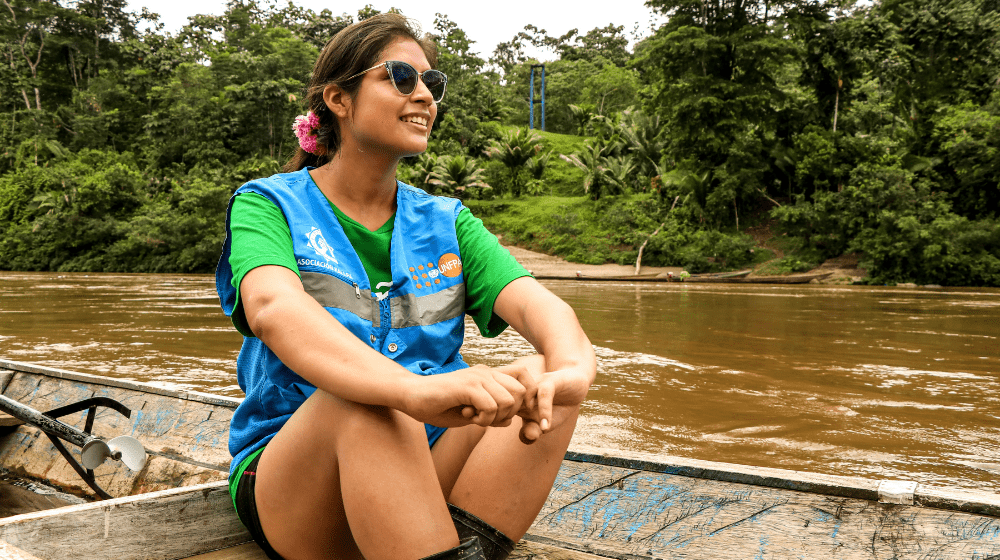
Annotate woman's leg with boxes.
[432,355,580,541]
[253,389,460,560]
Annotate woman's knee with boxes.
[315,392,425,448]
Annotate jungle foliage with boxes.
[0,0,998,285]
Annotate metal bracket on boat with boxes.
[0,394,148,500]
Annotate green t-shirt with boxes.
[228,190,529,338]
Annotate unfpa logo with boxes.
[438,253,462,277]
[305,227,338,264]
[409,253,462,290]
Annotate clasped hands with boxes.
[401,363,590,444]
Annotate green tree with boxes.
[484,128,541,196]
[427,154,491,198]
[638,0,806,225]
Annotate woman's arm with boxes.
[241,264,531,428]
[492,277,596,436]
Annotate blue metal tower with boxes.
[528,64,545,131]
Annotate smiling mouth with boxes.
[401,115,429,127]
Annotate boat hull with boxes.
[0,360,998,559]
[0,360,236,498]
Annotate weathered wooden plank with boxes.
[0,541,43,560]
[0,481,251,560]
[2,470,999,560]
[512,537,618,560]
[530,460,1000,559]
[0,365,234,496]
[566,449,881,501]
[183,542,268,560]
[182,537,614,560]
[567,447,1000,519]
[0,361,240,410]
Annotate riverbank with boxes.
[505,244,866,284]
[505,245,683,278]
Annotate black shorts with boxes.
[232,450,285,560]
[231,445,513,560]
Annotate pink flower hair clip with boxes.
[293,111,326,156]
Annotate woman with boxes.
[216,13,595,560]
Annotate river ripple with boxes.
[1,272,998,491]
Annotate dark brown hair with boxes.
[283,13,438,172]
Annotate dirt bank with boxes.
[504,245,683,278]
[505,245,866,284]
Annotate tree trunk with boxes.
[832,78,841,132]
[634,196,680,275]
[93,0,102,62]
[68,48,79,88]
[757,187,781,208]
[635,222,665,276]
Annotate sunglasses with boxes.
[347,61,448,103]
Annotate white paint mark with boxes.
[878,480,918,505]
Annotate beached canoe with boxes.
[723,271,835,284]
[678,269,753,282]
[0,359,998,559]
[532,270,837,284]
[532,270,753,282]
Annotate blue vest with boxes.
[216,168,469,473]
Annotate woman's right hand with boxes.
[399,365,537,428]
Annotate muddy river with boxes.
[1,272,997,491]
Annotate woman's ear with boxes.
[323,84,351,119]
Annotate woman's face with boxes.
[344,38,437,159]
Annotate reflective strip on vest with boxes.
[390,284,465,329]
[300,271,379,327]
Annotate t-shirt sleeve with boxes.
[228,193,300,337]
[456,207,531,337]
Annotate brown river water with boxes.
[1,272,998,491]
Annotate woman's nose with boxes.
[411,76,434,104]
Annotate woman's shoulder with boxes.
[238,168,313,198]
[396,180,464,215]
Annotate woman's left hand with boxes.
[517,366,592,444]
[493,276,597,444]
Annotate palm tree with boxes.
[602,156,637,196]
[484,128,541,197]
[620,109,666,179]
[525,150,551,182]
[399,153,439,191]
[560,141,609,200]
[427,155,491,198]
[568,104,596,136]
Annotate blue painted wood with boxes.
[531,460,1000,558]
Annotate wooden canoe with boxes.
[532,270,753,282]
[725,271,834,284]
[1,359,999,559]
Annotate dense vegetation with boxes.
[1,0,998,285]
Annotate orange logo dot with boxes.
[427,262,433,268]
[421,273,427,279]
[418,265,424,270]
[425,282,431,288]
[434,279,440,284]
[438,253,462,278]
[412,275,418,281]
[415,283,422,289]
[409,267,415,272]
